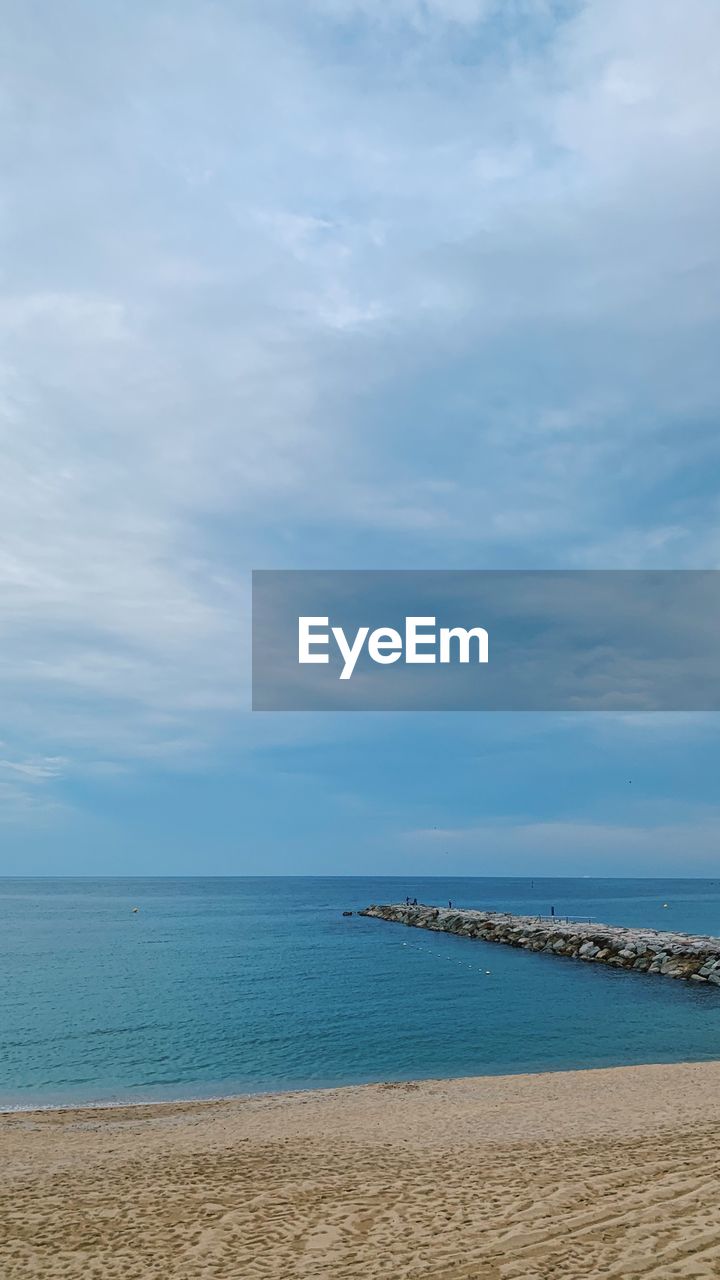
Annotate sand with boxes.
[2,1062,720,1279]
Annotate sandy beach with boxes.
[2,1062,720,1279]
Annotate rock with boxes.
[360,904,720,989]
[578,942,598,958]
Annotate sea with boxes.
[2,876,720,1110]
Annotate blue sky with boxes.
[2,0,720,874]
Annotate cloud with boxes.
[0,756,66,781]
[405,814,720,875]
[309,0,499,27]
[1,0,719,779]
[0,755,69,824]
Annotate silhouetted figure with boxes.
[413,897,418,906]
[448,900,452,908]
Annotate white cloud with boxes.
[0,0,719,773]
[309,0,499,28]
[406,814,720,875]
[0,756,66,782]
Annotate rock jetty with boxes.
[359,903,720,983]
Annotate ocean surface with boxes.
[2,876,720,1109]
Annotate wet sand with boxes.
[3,1061,720,1278]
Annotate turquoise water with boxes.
[2,877,720,1109]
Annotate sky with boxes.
[2,0,720,875]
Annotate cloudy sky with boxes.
[2,0,720,874]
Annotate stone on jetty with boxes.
[358,903,720,984]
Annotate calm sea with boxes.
[2,877,720,1109]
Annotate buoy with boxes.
[662,903,669,908]
[132,907,139,913]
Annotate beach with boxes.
[3,1062,720,1279]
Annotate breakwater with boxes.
[359,903,720,983]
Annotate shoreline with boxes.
[7,1058,720,1141]
[4,1061,720,1276]
[4,1050,720,1117]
